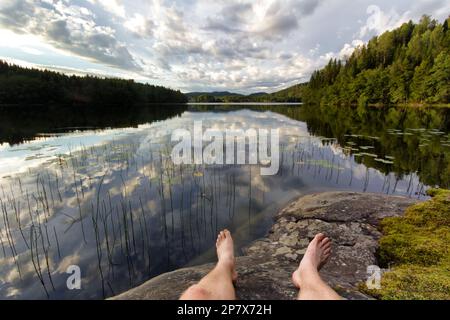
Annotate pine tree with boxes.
[302,16,449,105]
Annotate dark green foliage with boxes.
[302,16,450,106]
[0,61,187,105]
[267,83,305,102]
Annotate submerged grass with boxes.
[363,188,450,300]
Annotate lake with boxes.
[0,103,448,299]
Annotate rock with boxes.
[111,192,418,300]
[274,246,292,256]
[285,253,298,261]
[279,232,300,246]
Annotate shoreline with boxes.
[1,102,449,108]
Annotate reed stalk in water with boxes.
[30,225,49,298]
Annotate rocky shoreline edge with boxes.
[111,192,418,300]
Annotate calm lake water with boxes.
[0,104,448,299]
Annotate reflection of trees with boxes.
[181,104,449,187]
[272,104,449,188]
[0,104,187,145]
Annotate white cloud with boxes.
[90,0,126,18]
[124,13,152,36]
[358,5,410,38]
[0,0,141,70]
[339,39,364,60]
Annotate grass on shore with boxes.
[363,188,450,300]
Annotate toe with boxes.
[321,239,331,248]
[320,237,331,247]
[314,233,326,243]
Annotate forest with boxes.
[302,15,450,106]
[0,61,187,105]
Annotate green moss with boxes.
[365,264,450,300]
[364,189,450,299]
[378,189,450,267]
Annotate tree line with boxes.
[0,61,187,105]
[302,15,450,106]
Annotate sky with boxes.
[0,0,448,94]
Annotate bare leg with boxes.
[292,233,341,300]
[180,229,237,300]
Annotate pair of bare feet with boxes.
[181,229,339,300]
[214,229,338,300]
[216,229,331,287]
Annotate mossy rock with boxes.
[372,189,450,299]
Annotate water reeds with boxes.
[0,123,434,300]
[29,225,49,298]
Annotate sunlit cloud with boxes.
[0,0,448,93]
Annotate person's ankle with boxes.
[295,261,321,287]
[218,256,234,270]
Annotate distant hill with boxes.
[187,86,304,103]
[186,91,244,98]
[248,92,269,97]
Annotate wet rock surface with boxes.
[112,192,418,300]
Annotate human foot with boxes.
[292,233,332,288]
[216,229,238,282]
